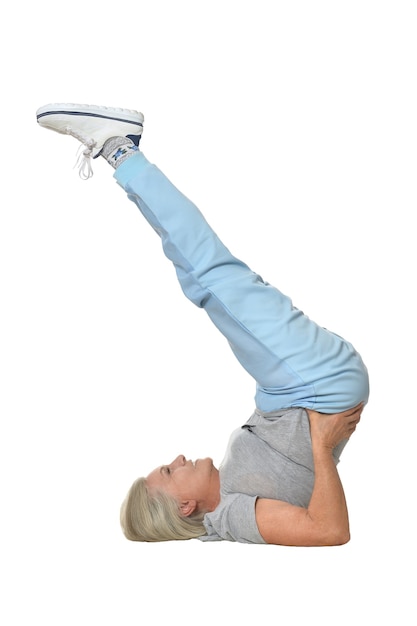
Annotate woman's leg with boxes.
[115,152,369,413]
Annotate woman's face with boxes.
[146,455,220,515]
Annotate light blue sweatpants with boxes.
[115,152,369,413]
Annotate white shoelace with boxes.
[64,125,96,180]
[74,144,95,179]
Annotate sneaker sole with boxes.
[36,103,144,126]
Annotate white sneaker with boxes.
[36,103,144,178]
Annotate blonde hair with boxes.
[120,477,207,542]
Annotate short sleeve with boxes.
[199,493,266,544]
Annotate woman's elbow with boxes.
[312,520,350,546]
[323,527,351,546]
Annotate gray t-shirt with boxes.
[200,407,346,543]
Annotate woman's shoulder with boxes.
[202,492,265,544]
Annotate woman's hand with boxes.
[307,403,363,451]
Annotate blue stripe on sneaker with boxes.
[37,110,143,126]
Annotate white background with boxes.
[1,1,416,624]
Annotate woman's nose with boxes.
[173,455,186,467]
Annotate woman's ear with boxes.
[179,500,197,517]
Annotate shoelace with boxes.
[65,126,96,180]
[74,145,94,180]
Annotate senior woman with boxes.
[36,103,369,546]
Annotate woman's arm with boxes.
[255,404,363,546]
